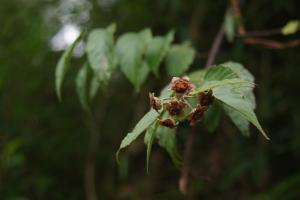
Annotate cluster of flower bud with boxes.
[149,76,215,128]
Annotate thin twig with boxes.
[238,29,282,37]
[206,23,225,67]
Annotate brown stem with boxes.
[179,126,197,194]
[178,9,226,195]
[230,0,300,49]
[83,91,111,200]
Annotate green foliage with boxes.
[55,24,194,108]
[118,63,268,170]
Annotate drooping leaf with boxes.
[223,104,250,136]
[145,121,159,173]
[145,31,174,76]
[204,101,222,132]
[281,20,300,35]
[213,86,269,139]
[75,63,90,112]
[165,43,195,76]
[116,109,160,161]
[116,30,151,92]
[86,25,116,86]
[55,32,83,101]
[224,9,235,42]
[220,62,256,135]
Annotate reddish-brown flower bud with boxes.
[188,104,207,126]
[170,76,194,94]
[149,92,162,111]
[164,100,186,116]
[198,89,214,106]
[159,119,177,129]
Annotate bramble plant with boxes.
[55,23,268,174]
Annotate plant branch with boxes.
[230,0,300,49]
[179,126,197,194]
[205,22,225,67]
[178,15,226,195]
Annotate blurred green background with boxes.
[1,0,300,199]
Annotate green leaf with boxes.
[86,25,115,86]
[116,31,151,92]
[55,32,83,101]
[116,109,160,162]
[220,62,256,135]
[165,43,195,76]
[192,78,253,94]
[281,20,300,35]
[145,121,159,173]
[145,31,174,76]
[204,101,222,132]
[139,28,152,48]
[75,63,90,112]
[224,9,235,42]
[213,86,269,140]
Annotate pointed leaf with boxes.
[55,32,83,101]
[223,104,250,136]
[146,122,159,173]
[213,86,269,139]
[116,109,160,161]
[165,43,195,76]
[221,62,256,135]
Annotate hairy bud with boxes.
[149,92,162,111]
[159,119,177,129]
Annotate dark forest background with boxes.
[1,0,300,199]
